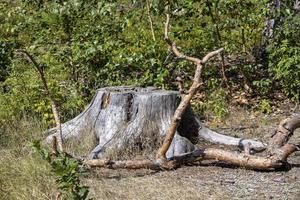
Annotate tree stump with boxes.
[46,86,265,159]
[46,86,196,158]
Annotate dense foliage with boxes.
[267,7,300,101]
[0,0,299,123]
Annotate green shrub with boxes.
[207,88,229,120]
[267,14,300,102]
[192,86,229,120]
[30,141,91,200]
[260,99,271,114]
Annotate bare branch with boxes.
[164,14,201,65]
[201,48,224,64]
[51,136,58,156]
[16,50,64,152]
[146,0,156,41]
[85,149,205,170]
[156,14,223,161]
[268,115,300,154]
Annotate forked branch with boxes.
[156,14,223,161]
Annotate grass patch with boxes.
[0,118,57,200]
[0,150,56,200]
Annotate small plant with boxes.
[192,83,229,120]
[30,141,91,200]
[207,88,229,120]
[192,101,207,117]
[260,99,272,114]
[252,78,272,96]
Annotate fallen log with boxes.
[85,115,299,171]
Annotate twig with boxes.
[146,0,156,41]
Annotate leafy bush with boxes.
[30,141,91,200]
[207,88,229,120]
[267,11,300,102]
[192,79,229,120]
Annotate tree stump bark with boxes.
[46,86,265,159]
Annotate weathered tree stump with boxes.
[46,86,265,159]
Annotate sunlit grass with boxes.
[0,118,57,200]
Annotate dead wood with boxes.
[196,118,266,151]
[84,149,204,170]
[199,114,300,170]
[268,115,300,153]
[86,116,299,170]
[156,13,223,161]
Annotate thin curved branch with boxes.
[15,50,64,152]
[146,0,156,41]
[163,14,201,65]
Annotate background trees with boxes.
[0,0,299,124]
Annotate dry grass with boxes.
[0,119,57,200]
[83,168,232,200]
[0,150,57,200]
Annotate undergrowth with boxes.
[30,141,91,200]
[0,119,56,200]
[0,118,57,200]
[192,87,229,121]
[0,118,93,200]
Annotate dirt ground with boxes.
[84,160,299,200]
[83,105,300,200]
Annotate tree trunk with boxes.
[45,86,264,159]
